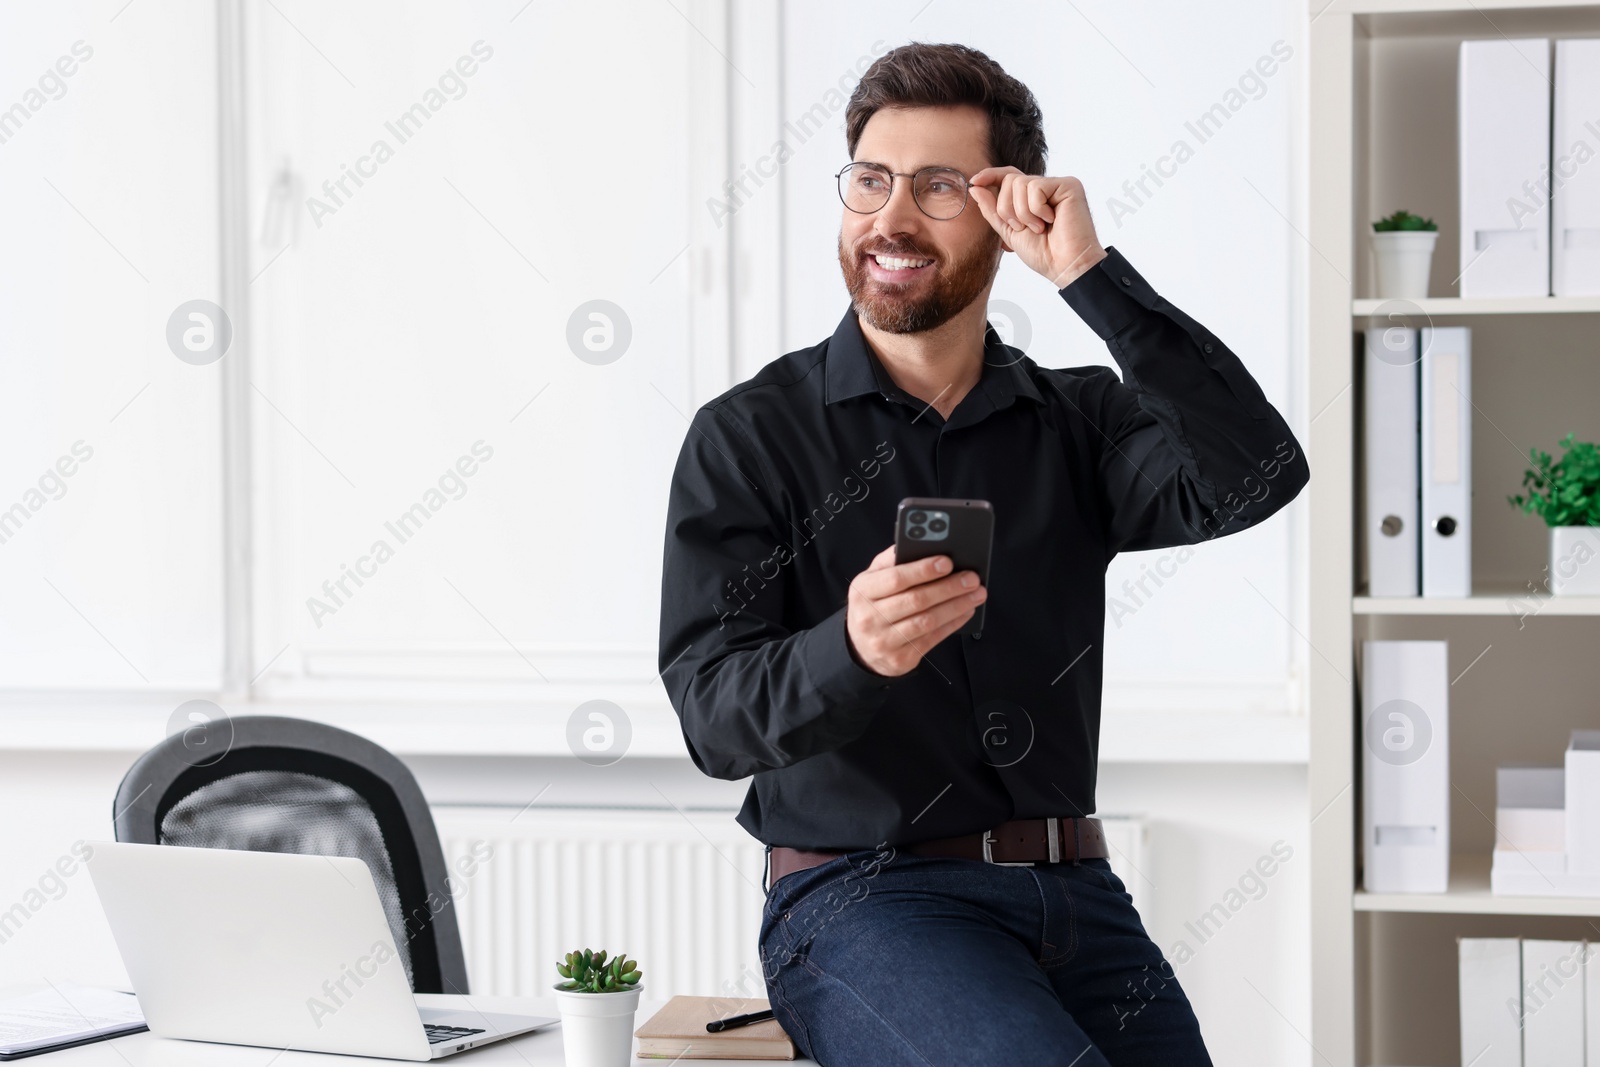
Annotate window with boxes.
[2,1,1306,751]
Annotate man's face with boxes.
[838,104,1003,335]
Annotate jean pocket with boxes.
[774,854,886,954]
[1082,857,1120,887]
[1079,858,1135,900]
[768,851,874,912]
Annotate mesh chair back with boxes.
[113,716,468,993]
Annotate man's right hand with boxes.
[845,544,987,677]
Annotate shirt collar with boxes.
[823,305,1046,412]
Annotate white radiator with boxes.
[434,806,1147,999]
[435,806,768,999]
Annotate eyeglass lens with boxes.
[838,164,968,220]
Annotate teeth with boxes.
[873,254,932,271]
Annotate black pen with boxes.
[706,1008,775,1033]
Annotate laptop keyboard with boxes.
[424,1024,487,1045]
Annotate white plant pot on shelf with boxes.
[1550,525,1600,596]
[1371,230,1439,298]
[553,983,642,1067]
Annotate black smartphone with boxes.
[894,497,994,637]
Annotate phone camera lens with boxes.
[907,526,925,539]
[927,518,947,533]
[908,511,927,525]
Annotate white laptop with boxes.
[85,842,556,1060]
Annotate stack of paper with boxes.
[1493,732,1600,896]
[0,983,145,1059]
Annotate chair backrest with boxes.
[112,715,469,994]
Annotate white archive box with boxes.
[1362,640,1450,893]
[1419,327,1471,598]
[1554,39,1600,296]
[1493,739,1600,896]
[1459,937,1521,1067]
[1491,765,1570,897]
[1588,943,1600,1066]
[1459,38,1551,298]
[1497,766,1566,852]
[1566,731,1600,874]
[1523,939,1587,1064]
[1363,326,1420,598]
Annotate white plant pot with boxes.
[1550,526,1600,596]
[1371,230,1439,298]
[553,983,642,1067]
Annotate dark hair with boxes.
[845,42,1048,175]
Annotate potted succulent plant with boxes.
[1510,432,1600,595]
[553,948,643,1067]
[1371,210,1439,298]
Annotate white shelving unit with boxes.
[1354,855,1600,917]
[1352,593,1600,615]
[1310,3,1600,1064]
[1353,295,1600,314]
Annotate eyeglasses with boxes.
[835,162,972,221]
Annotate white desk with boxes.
[25,994,815,1066]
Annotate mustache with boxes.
[858,242,936,259]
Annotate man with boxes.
[658,41,1306,1066]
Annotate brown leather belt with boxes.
[768,816,1108,887]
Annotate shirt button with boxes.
[1203,342,1214,353]
[1121,276,1132,286]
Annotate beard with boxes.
[838,228,1001,335]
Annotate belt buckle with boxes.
[981,828,1035,867]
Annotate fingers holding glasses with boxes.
[970,167,1049,235]
[968,167,1021,231]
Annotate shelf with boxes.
[1355,854,1600,916]
[1352,590,1600,615]
[1352,295,1600,316]
[1344,1,1600,39]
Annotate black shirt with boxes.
[657,245,1308,850]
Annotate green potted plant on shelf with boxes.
[1510,432,1600,595]
[553,948,643,1067]
[1371,210,1439,299]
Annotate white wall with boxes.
[1096,763,1309,1067]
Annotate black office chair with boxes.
[112,714,469,994]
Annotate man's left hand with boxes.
[968,168,1107,289]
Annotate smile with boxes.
[867,253,934,280]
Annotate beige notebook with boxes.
[634,995,796,1060]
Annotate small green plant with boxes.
[1510,432,1600,527]
[555,948,642,993]
[1372,210,1437,232]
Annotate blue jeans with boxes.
[759,848,1212,1066]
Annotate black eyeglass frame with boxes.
[834,161,974,221]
